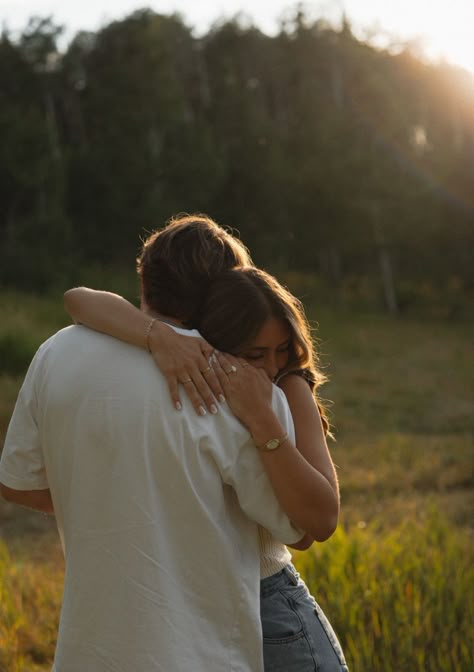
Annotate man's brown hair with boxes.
[137,213,253,325]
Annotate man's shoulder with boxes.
[39,324,101,349]
[38,325,148,374]
[51,325,141,354]
[51,324,114,344]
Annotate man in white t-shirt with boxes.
[0,215,302,672]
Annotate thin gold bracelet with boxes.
[145,318,156,353]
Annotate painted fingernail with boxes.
[210,404,218,415]
[218,394,226,403]
[175,401,182,411]
[199,405,207,416]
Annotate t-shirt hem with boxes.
[0,466,48,491]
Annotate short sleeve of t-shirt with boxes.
[0,343,49,490]
[213,385,303,545]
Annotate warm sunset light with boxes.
[341,0,474,75]
[2,1,474,74]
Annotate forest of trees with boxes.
[1,8,473,312]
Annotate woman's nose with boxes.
[265,355,280,381]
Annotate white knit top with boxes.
[259,526,292,579]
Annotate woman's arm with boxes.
[277,373,339,547]
[64,288,224,415]
[277,373,339,501]
[214,354,340,542]
[0,484,54,514]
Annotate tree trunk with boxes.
[372,216,399,315]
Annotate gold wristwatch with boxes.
[257,433,289,452]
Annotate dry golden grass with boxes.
[0,532,63,672]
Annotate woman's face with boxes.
[238,317,291,381]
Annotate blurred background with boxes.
[0,2,473,671]
[0,0,473,315]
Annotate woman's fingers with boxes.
[179,362,227,415]
[173,361,220,416]
[215,352,239,373]
[150,330,225,415]
[194,365,226,407]
[213,353,273,427]
[186,367,219,415]
[212,353,232,395]
[179,376,208,416]
[165,375,182,412]
[170,364,223,416]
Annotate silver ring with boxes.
[229,365,237,374]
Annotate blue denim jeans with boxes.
[260,564,349,671]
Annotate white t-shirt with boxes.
[0,325,301,672]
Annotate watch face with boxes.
[266,438,279,450]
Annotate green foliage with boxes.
[294,510,474,671]
[0,330,40,375]
[0,8,473,302]
[0,291,69,375]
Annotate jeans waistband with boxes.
[260,564,300,597]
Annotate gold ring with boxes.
[201,366,212,374]
[241,363,250,368]
[181,377,192,384]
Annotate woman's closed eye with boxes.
[242,340,290,361]
[243,352,264,361]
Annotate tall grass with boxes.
[294,509,473,671]
[0,540,62,672]
[0,509,471,672]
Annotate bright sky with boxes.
[2,0,474,73]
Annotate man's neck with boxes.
[140,299,186,329]
[150,314,186,329]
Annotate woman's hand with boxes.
[64,288,226,417]
[149,321,225,416]
[216,358,340,541]
[212,353,278,433]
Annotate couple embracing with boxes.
[0,214,348,671]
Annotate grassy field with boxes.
[0,291,472,671]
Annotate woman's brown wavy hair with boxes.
[198,267,331,435]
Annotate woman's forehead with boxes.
[247,318,290,349]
